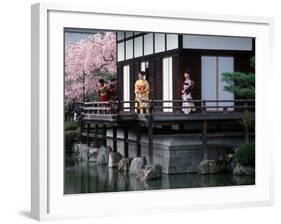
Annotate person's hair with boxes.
[98,79,105,84]
[185,70,191,75]
[110,78,117,82]
[139,71,146,76]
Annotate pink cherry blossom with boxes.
[64,32,116,104]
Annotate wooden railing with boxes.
[77,99,255,117]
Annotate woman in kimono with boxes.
[181,72,196,114]
[98,79,108,102]
[135,71,149,114]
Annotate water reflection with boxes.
[64,161,255,194]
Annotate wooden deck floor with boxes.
[82,111,253,125]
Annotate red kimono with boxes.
[98,85,108,102]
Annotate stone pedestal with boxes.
[107,130,244,174]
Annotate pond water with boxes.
[64,161,255,194]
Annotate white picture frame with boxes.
[31,2,274,221]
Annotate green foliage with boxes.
[65,121,80,151]
[65,129,80,151]
[235,143,255,166]
[65,121,79,131]
[222,72,255,99]
[240,111,255,128]
[250,56,255,68]
[222,56,255,99]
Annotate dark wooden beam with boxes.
[136,125,141,157]
[94,124,98,147]
[113,126,117,152]
[102,125,107,146]
[87,124,90,147]
[80,121,83,143]
[148,121,153,164]
[202,120,208,160]
[124,128,129,158]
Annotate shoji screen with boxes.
[201,56,234,111]
[218,57,234,109]
[163,57,173,112]
[123,65,130,111]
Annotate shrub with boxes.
[65,129,80,152]
[65,121,79,131]
[235,143,255,166]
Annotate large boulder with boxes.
[129,157,146,175]
[118,158,133,172]
[216,159,228,173]
[233,164,255,176]
[97,146,112,165]
[78,144,89,161]
[88,147,98,162]
[108,152,123,168]
[198,160,219,174]
[140,164,162,181]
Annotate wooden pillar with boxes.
[94,124,98,147]
[113,126,117,152]
[243,102,250,144]
[124,128,129,158]
[148,121,153,164]
[148,100,154,164]
[86,123,90,146]
[202,120,208,160]
[136,125,141,157]
[102,125,107,146]
[244,125,249,144]
[80,121,83,143]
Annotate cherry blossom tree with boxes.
[64,32,116,104]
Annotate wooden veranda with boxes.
[77,99,255,164]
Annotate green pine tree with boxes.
[222,56,255,99]
[222,56,255,143]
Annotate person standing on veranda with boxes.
[135,71,149,114]
[97,79,109,113]
[98,79,108,102]
[181,71,196,114]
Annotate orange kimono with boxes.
[134,79,149,113]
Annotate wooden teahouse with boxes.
[116,31,254,110]
[79,31,255,173]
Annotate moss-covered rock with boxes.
[235,143,255,167]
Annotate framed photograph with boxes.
[31,2,274,221]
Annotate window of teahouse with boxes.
[125,32,133,38]
[183,35,252,51]
[162,57,173,112]
[166,34,178,50]
[140,61,149,80]
[125,39,133,60]
[117,32,124,41]
[134,36,143,58]
[117,42,124,62]
[201,56,234,111]
[123,65,130,111]
[154,33,165,53]
[144,33,153,55]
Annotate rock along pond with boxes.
[64,160,255,194]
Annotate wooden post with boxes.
[102,125,107,146]
[201,100,206,113]
[86,123,90,146]
[124,128,129,158]
[113,126,117,152]
[243,102,250,143]
[202,120,208,160]
[136,125,141,157]
[148,122,153,164]
[148,100,154,164]
[80,121,83,143]
[94,124,98,147]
